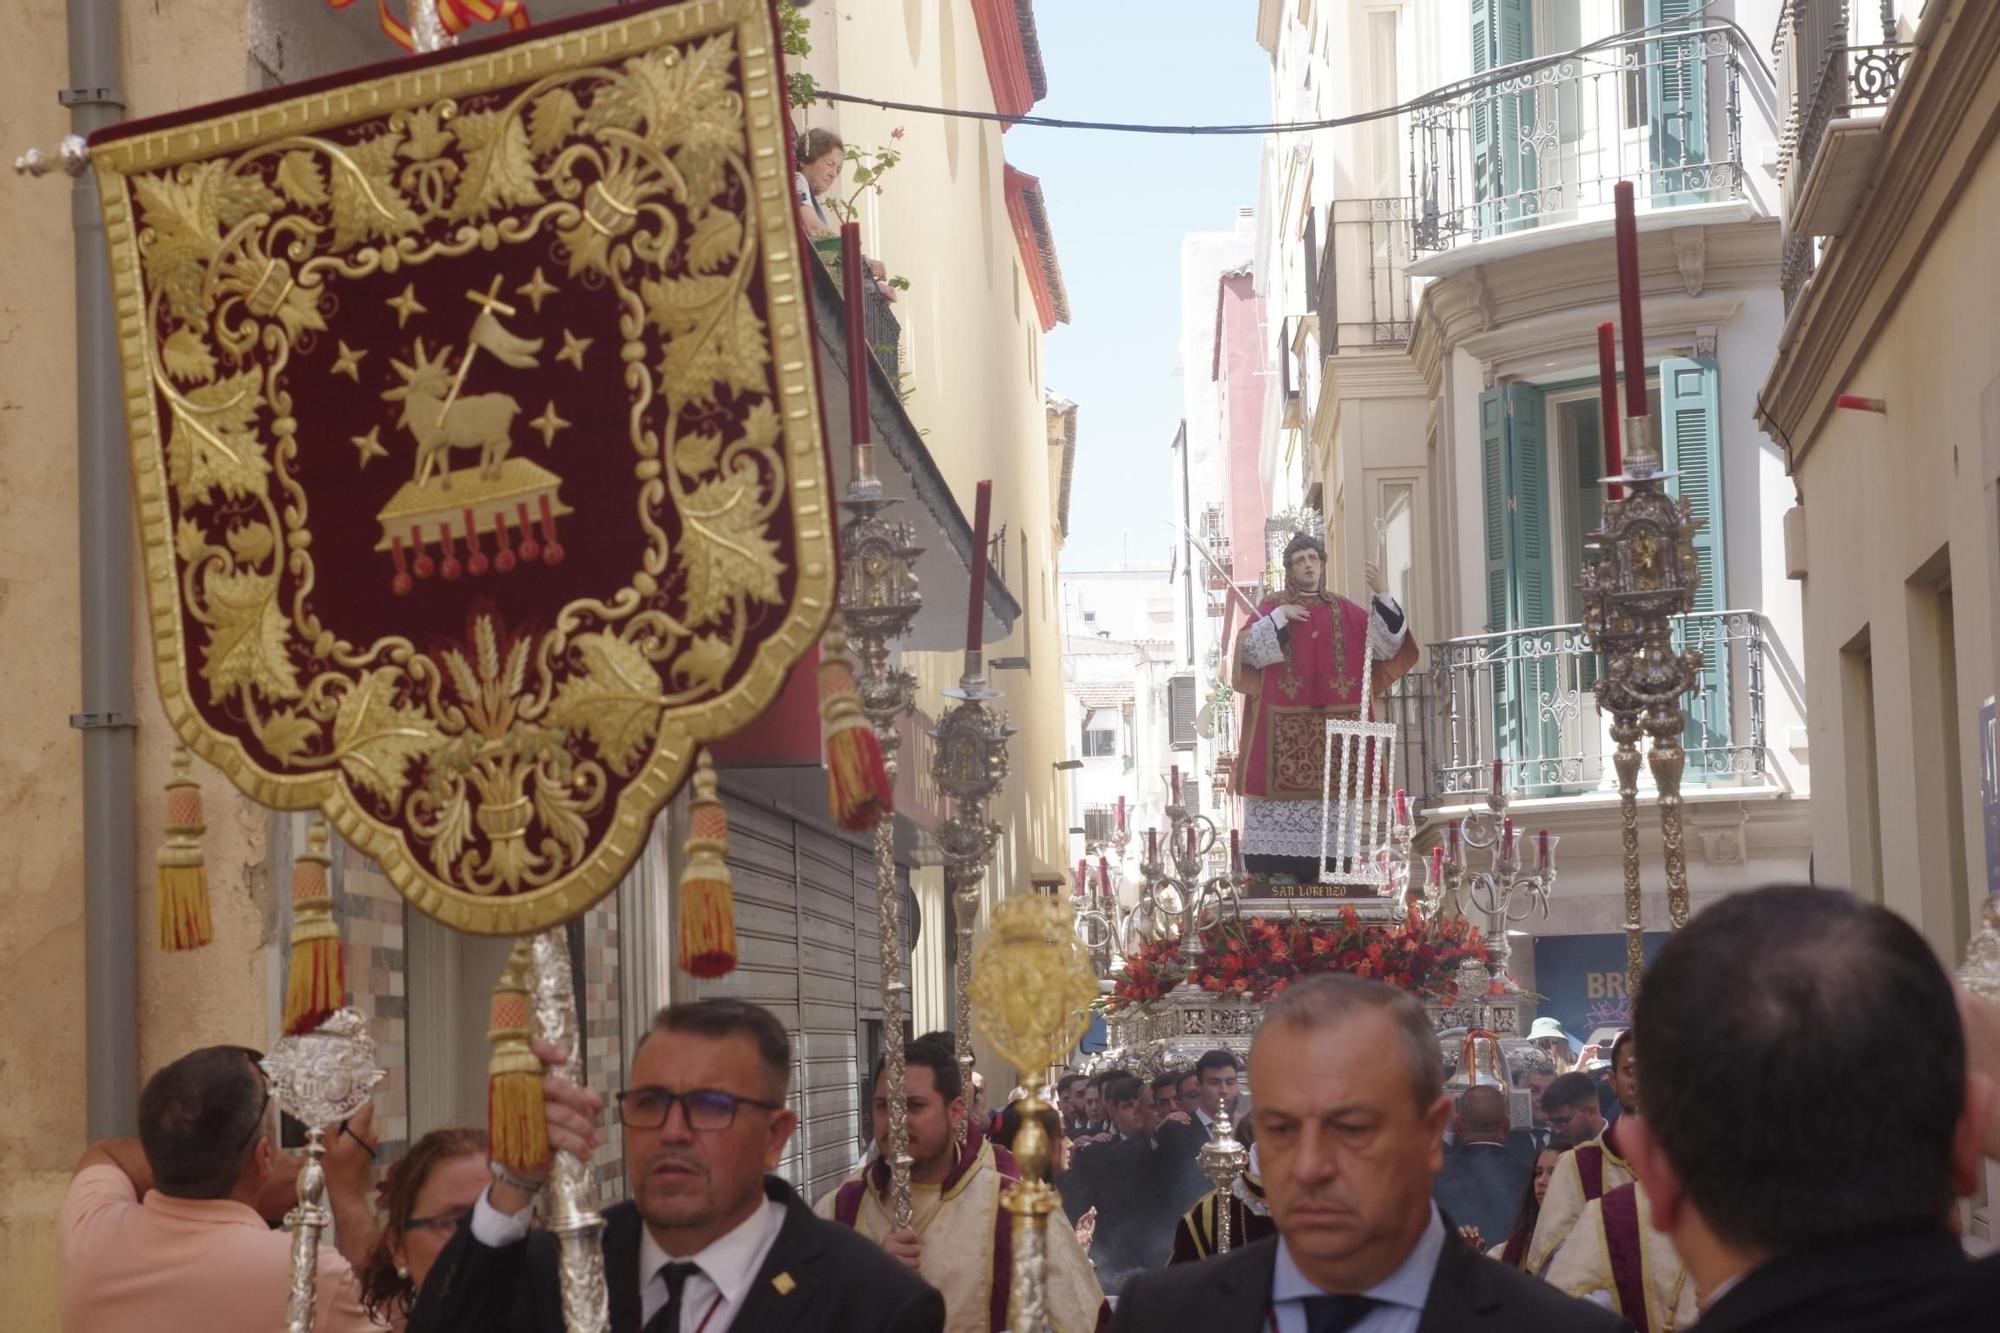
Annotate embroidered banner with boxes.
[90,0,834,933]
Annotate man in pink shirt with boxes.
[59,1044,379,1333]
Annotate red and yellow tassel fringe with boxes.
[677,751,738,979]
[156,747,212,951]
[819,616,893,832]
[281,820,345,1036]
[488,938,551,1174]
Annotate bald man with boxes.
[1433,1085,1533,1248]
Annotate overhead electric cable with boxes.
[813,4,1762,137]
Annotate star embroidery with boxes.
[517,267,558,313]
[350,425,388,469]
[530,402,570,449]
[330,340,367,381]
[386,283,428,328]
[555,329,592,371]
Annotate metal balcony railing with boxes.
[1397,610,1772,802]
[1779,39,1913,311]
[1408,24,1763,256]
[1319,198,1415,351]
[808,238,902,383]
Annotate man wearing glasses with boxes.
[58,1045,379,1332]
[411,998,943,1332]
[1525,1070,1630,1274]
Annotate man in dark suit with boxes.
[1112,975,1626,1332]
[1433,1085,1531,1249]
[1622,886,2000,1333]
[409,998,942,1333]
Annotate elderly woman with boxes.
[794,127,892,298]
[356,1128,489,1329]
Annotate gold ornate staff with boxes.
[836,223,925,1230]
[932,482,1013,1128]
[1579,185,1704,991]
[530,928,610,1333]
[969,896,1096,1333]
[265,1010,384,1333]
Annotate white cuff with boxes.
[1241,615,1286,670]
[469,1182,535,1249]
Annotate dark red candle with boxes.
[1491,758,1505,795]
[1115,795,1125,832]
[1614,181,1646,420]
[1171,767,1182,804]
[1147,828,1158,863]
[1099,856,1111,897]
[840,222,870,446]
[1597,320,1623,500]
[964,480,992,655]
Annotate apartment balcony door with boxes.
[1479,356,1725,788]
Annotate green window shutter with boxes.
[1480,385,1509,633]
[1470,0,1495,230]
[1471,0,1538,236]
[1479,384,1518,777]
[1661,355,1727,766]
[1506,383,1560,783]
[1646,0,1708,205]
[1572,421,1604,695]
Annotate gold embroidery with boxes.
[96,1,835,931]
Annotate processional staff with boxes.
[1580,181,1705,994]
[833,221,923,1230]
[931,480,1013,1129]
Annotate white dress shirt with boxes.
[1269,1203,1445,1333]
[470,1185,786,1331]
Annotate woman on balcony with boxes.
[793,128,895,303]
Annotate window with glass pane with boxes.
[1380,481,1416,632]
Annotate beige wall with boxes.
[804,3,1074,1065]
[1,2,281,1325]
[1789,147,2000,959]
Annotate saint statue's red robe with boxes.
[1232,591,1420,870]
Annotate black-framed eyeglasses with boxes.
[405,1206,473,1238]
[616,1086,784,1132]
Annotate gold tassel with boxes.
[818,614,892,831]
[677,751,738,978]
[156,746,212,951]
[487,938,551,1174]
[281,820,344,1036]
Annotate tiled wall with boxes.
[336,837,412,1160]
[580,899,626,1201]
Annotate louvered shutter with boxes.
[1169,675,1198,748]
[1648,0,1709,205]
[1662,356,1727,767]
[1506,384,1560,784]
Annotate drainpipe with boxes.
[66,0,135,1139]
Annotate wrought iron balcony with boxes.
[1318,198,1414,351]
[1408,24,1763,256]
[1396,610,1772,802]
[1786,42,1912,190]
[1779,40,1913,310]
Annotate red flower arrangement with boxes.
[1106,908,1494,1010]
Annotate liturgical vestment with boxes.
[1234,590,1419,878]
[818,1126,1107,1333]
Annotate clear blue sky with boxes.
[1009,3,1269,571]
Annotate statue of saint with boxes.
[1232,533,1420,884]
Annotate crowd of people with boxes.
[55,884,2000,1331]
